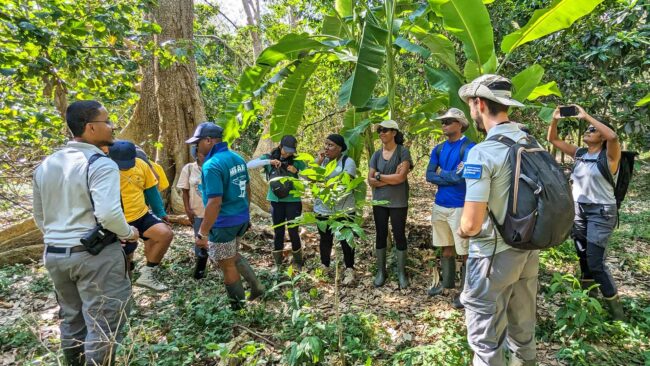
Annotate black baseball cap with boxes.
[108,140,136,170]
[281,135,297,154]
[185,122,223,144]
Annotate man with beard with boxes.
[33,100,139,365]
[457,75,539,366]
[426,108,475,309]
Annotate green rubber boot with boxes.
[235,256,265,301]
[225,280,246,310]
[396,249,409,289]
[373,248,387,287]
[428,256,456,296]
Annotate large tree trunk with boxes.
[248,123,275,212]
[153,0,207,213]
[119,56,160,157]
[242,0,262,58]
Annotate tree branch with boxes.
[303,109,347,130]
[204,0,240,30]
[194,34,252,67]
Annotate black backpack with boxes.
[574,147,637,210]
[267,165,294,199]
[487,134,574,252]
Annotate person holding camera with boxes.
[247,135,306,271]
[33,100,140,366]
[368,120,414,289]
[108,140,174,292]
[547,104,625,321]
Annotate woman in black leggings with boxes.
[247,135,306,271]
[368,120,413,289]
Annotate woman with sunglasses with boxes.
[368,120,414,289]
[547,105,624,321]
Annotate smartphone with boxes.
[559,106,578,118]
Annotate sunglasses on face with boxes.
[585,126,597,133]
[441,120,458,126]
[377,127,394,134]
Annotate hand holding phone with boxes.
[559,105,578,118]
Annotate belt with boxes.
[46,245,87,254]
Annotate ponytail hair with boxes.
[395,131,405,145]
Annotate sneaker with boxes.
[135,266,168,292]
[342,268,355,286]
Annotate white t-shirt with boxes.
[176,162,205,218]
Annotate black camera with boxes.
[80,225,118,255]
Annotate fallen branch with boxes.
[233,324,278,348]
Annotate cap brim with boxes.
[185,136,200,144]
[282,146,296,154]
[115,159,136,170]
[493,96,525,107]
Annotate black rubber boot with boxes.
[193,256,208,280]
[373,248,387,287]
[225,280,246,310]
[452,263,466,309]
[235,256,265,301]
[428,256,456,296]
[396,249,409,289]
[579,278,599,298]
[63,345,85,366]
[604,295,626,322]
[292,248,304,270]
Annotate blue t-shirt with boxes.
[425,136,475,208]
[201,142,250,228]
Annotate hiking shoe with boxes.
[342,268,355,286]
[135,266,168,292]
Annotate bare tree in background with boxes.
[242,0,263,57]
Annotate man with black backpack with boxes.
[33,100,140,365]
[457,75,544,366]
[425,108,475,309]
[547,105,630,321]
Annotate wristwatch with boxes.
[375,172,381,181]
[196,232,206,240]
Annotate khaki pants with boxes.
[461,248,539,366]
[44,243,132,365]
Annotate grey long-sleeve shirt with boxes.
[33,141,132,247]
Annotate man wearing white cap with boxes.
[426,108,475,309]
[456,75,538,366]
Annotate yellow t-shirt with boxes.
[120,158,158,222]
[151,161,169,191]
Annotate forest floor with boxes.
[1,158,649,365]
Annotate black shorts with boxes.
[129,212,164,241]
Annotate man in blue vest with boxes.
[426,108,475,309]
[187,122,265,309]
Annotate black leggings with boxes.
[373,206,408,251]
[271,201,302,251]
[317,215,356,269]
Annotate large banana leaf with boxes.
[428,0,494,72]
[528,81,562,101]
[340,109,370,163]
[347,21,389,107]
[501,0,604,53]
[322,15,346,38]
[270,55,322,141]
[511,64,544,103]
[256,33,346,67]
[394,36,431,59]
[335,0,354,18]
[408,26,461,76]
[425,65,477,141]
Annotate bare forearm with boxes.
[199,199,221,235]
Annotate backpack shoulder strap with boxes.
[596,149,615,188]
[575,147,588,159]
[487,134,516,147]
[435,142,444,158]
[459,138,472,161]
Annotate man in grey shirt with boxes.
[457,75,538,366]
[33,100,139,366]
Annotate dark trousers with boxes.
[317,215,356,269]
[373,206,408,251]
[271,201,302,251]
[572,202,618,297]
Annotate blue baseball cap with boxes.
[108,140,136,170]
[185,122,223,144]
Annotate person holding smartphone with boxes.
[547,104,624,321]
